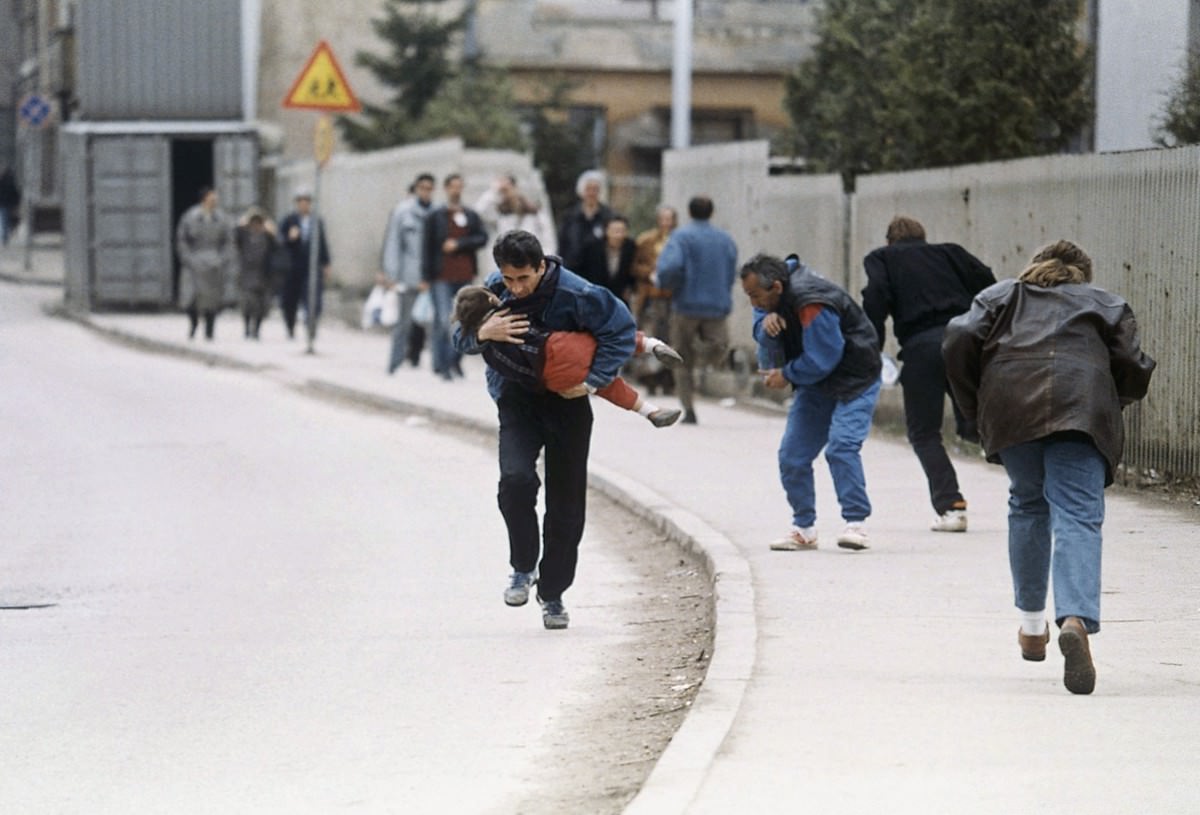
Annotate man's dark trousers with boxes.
[496,385,593,603]
[899,328,967,514]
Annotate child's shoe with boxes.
[645,337,684,368]
[648,408,682,428]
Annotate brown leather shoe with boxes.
[1058,617,1096,695]
[1018,625,1050,661]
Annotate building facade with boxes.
[258,0,818,212]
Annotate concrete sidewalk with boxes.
[25,260,1200,813]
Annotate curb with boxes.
[0,270,62,287]
[48,303,268,373]
[588,464,754,815]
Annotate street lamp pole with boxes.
[671,0,693,150]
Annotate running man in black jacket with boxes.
[862,216,995,532]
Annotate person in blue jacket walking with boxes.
[741,253,882,552]
[654,196,739,424]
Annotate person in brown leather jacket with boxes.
[631,205,678,395]
[943,240,1156,695]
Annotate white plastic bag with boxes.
[412,290,434,327]
[361,285,386,329]
[379,287,400,327]
[881,353,900,387]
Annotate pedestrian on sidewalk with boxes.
[474,172,557,256]
[423,173,488,380]
[278,188,331,340]
[740,253,882,552]
[381,173,435,373]
[577,213,637,302]
[0,165,19,246]
[234,206,278,340]
[654,196,739,424]
[453,284,682,427]
[556,169,612,274]
[630,204,679,396]
[942,240,1155,695]
[175,186,235,341]
[862,215,996,532]
[453,230,637,630]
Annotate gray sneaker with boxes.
[538,595,570,630]
[504,570,537,606]
[651,342,684,368]
[648,408,682,428]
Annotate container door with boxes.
[91,135,172,306]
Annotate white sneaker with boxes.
[836,522,869,551]
[931,509,968,532]
[770,526,818,551]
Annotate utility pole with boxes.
[671,0,693,149]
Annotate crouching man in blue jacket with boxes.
[454,230,636,630]
[741,253,882,552]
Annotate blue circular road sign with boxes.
[18,94,53,128]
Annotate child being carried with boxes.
[454,285,685,427]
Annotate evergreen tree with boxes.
[412,69,526,150]
[337,0,522,151]
[784,0,911,187]
[1155,51,1200,147]
[522,78,596,220]
[785,0,1092,184]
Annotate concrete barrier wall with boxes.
[662,141,845,361]
[663,140,1200,479]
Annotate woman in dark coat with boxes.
[943,240,1156,695]
[577,214,637,302]
[235,206,278,339]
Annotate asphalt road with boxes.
[0,284,662,813]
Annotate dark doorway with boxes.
[170,139,214,302]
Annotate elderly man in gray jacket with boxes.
[382,173,436,373]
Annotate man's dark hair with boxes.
[443,172,462,187]
[453,285,496,334]
[606,213,630,227]
[739,252,789,286]
[688,196,714,220]
[197,185,213,201]
[493,229,545,269]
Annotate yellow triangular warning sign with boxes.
[283,40,361,112]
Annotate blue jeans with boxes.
[779,380,879,528]
[386,288,420,373]
[431,280,467,375]
[998,435,1106,634]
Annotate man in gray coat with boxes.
[176,186,235,341]
[382,173,436,373]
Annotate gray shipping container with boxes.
[62,122,259,310]
[76,0,243,121]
